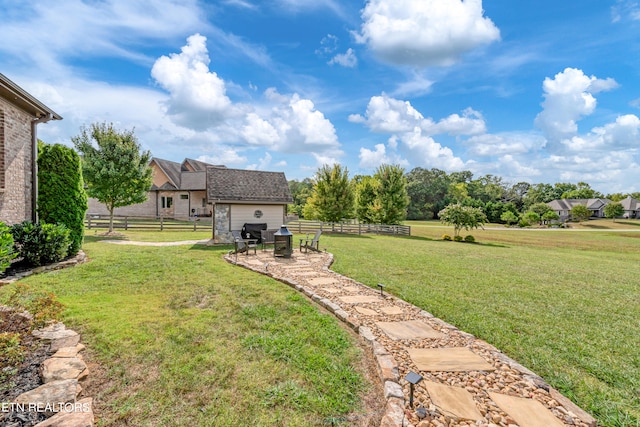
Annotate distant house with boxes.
[618,196,640,219]
[547,198,612,221]
[0,73,62,225]
[87,157,223,218]
[207,167,293,243]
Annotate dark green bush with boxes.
[464,235,476,243]
[453,235,463,242]
[0,222,16,274]
[10,221,70,266]
[38,142,88,256]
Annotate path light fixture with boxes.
[405,371,423,408]
[377,283,385,296]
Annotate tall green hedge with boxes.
[37,142,88,255]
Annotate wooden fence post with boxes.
[124,217,128,231]
[160,216,164,231]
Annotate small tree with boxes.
[73,122,153,233]
[373,164,409,225]
[523,211,541,226]
[570,204,591,223]
[604,202,624,221]
[38,142,88,255]
[355,176,379,223]
[438,203,487,237]
[500,211,519,226]
[542,210,560,225]
[306,164,354,222]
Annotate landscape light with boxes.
[405,371,423,408]
[377,283,385,296]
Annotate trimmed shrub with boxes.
[442,234,452,241]
[38,142,88,256]
[453,235,463,242]
[464,235,476,243]
[10,221,70,266]
[0,222,16,274]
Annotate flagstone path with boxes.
[227,248,598,427]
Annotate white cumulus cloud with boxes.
[534,67,618,145]
[356,0,500,67]
[151,33,235,130]
[359,142,409,168]
[329,48,358,67]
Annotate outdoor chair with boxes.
[231,230,257,257]
[260,229,277,251]
[299,230,321,253]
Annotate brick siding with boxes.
[0,97,33,225]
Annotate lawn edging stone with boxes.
[6,323,96,427]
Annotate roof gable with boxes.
[0,73,62,120]
[207,167,293,204]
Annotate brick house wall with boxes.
[0,97,34,225]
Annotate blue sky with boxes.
[2,0,640,193]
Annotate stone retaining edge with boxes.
[0,251,88,285]
[8,322,96,427]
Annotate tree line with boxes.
[289,165,640,225]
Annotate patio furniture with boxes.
[231,230,257,257]
[299,230,321,253]
[260,229,277,251]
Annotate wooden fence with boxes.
[85,216,410,236]
[285,220,410,236]
[85,215,212,232]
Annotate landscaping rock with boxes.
[14,379,81,414]
[32,324,80,352]
[34,397,94,427]
[41,357,88,383]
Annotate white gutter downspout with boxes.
[31,114,54,223]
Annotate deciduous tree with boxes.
[438,203,487,237]
[373,164,409,225]
[72,122,152,233]
[570,204,591,223]
[306,164,354,222]
[604,202,624,221]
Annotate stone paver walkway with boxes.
[227,248,597,427]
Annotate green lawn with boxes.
[4,223,639,426]
[1,235,373,426]
[325,222,640,427]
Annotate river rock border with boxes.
[5,322,95,427]
[225,251,598,427]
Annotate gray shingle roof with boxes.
[207,167,293,204]
[619,196,640,211]
[152,158,219,191]
[0,72,62,120]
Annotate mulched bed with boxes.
[0,309,51,426]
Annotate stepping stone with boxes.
[376,320,444,340]
[381,306,404,315]
[355,307,379,316]
[489,392,565,427]
[338,295,381,304]
[344,286,362,292]
[407,347,495,372]
[291,271,319,277]
[322,287,341,293]
[307,277,338,286]
[423,381,483,421]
